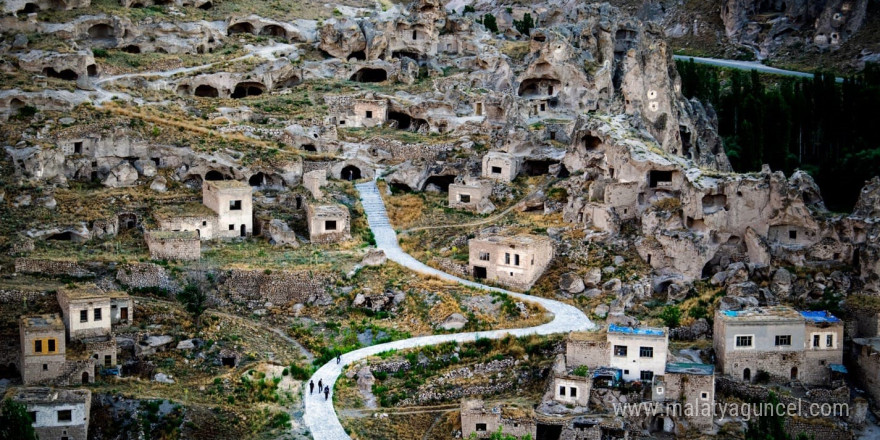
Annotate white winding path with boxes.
[302,180,595,439]
[672,55,844,83]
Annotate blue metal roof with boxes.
[799,311,841,323]
[829,364,848,374]
[665,362,714,375]
[608,324,665,336]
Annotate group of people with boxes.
[310,378,330,400]
[308,354,343,401]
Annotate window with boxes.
[640,371,654,381]
[624,369,629,375]
[540,103,546,112]
[229,200,242,211]
[57,410,72,422]
[412,30,418,40]
[229,224,235,231]
[479,252,490,261]
[48,339,55,352]
[94,308,102,321]
[325,220,337,231]
[813,335,820,347]
[202,221,207,226]
[34,340,43,353]
[476,423,487,432]
[27,411,36,422]
[74,142,82,154]
[613,345,627,357]
[826,334,834,348]
[514,254,520,266]
[656,387,664,395]
[105,355,112,367]
[789,230,797,240]
[559,386,566,396]
[505,253,510,264]
[42,364,48,371]
[80,310,88,323]
[365,110,373,119]
[491,166,502,174]
[775,335,791,346]
[569,387,577,397]
[639,347,654,358]
[459,194,471,203]
[339,120,346,125]
[735,335,753,348]
[701,392,709,399]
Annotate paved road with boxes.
[301,180,595,440]
[673,55,843,82]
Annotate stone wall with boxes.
[216,269,332,310]
[784,417,853,440]
[14,258,95,278]
[145,232,201,261]
[115,263,181,293]
[429,257,469,277]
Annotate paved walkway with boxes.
[672,55,844,83]
[302,180,594,439]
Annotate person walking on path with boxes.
[318,379,322,391]
[309,380,314,394]
[324,387,330,400]
[337,354,341,364]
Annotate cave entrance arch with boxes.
[228,22,255,35]
[231,82,265,99]
[349,68,387,83]
[88,24,114,39]
[423,175,455,192]
[194,85,219,98]
[341,165,362,181]
[205,170,226,181]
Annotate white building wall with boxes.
[607,332,668,382]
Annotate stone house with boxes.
[202,180,253,238]
[482,151,520,182]
[154,203,217,240]
[306,203,351,244]
[652,363,716,430]
[552,370,592,407]
[19,315,67,386]
[145,230,201,261]
[303,169,328,199]
[448,179,493,214]
[330,97,388,128]
[56,287,112,340]
[12,387,91,440]
[852,338,880,406]
[467,234,554,290]
[460,399,536,439]
[713,307,843,385]
[606,325,669,382]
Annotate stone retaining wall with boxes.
[115,263,181,293]
[14,258,95,278]
[216,269,332,309]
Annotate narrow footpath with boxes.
[301,179,594,439]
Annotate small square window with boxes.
[459,194,471,203]
[229,200,242,211]
[202,221,207,226]
[789,230,797,240]
[229,224,235,231]
[325,220,337,231]
[701,392,709,399]
[775,335,791,346]
[80,310,88,323]
[27,411,36,422]
[639,346,654,358]
[365,110,373,119]
[491,166,502,174]
[640,370,654,381]
[736,336,753,347]
[570,387,577,397]
[339,120,346,125]
[57,410,72,422]
[42,364,48,371]
[476,423,487,432]
[559,386,566,396]
[479,252,490,261]
[94,308,102,321]
[614,345,627,357]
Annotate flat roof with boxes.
[309,204,349,218]
[608,324,665,337]
[800,310,841,324]
[60,284,127,301]
[475,234,552,247]
[20,314,64,330]
[153,203,216,220]
[666,362,714,376]
[14,387,90,404]
[568,331,606,342]
[148,230,200,240]
[719,306,802,322]
[204,180,250,190]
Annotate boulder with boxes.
[584,267,602,288]
[362,249,387,266]
[318,18,366,59]
[594,303,610,318]
[150,176,168,192]
[134,159,158,177]
[559,272,586,294]
[440,313,468,330]
[103,162,138,188]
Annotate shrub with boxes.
[513,13,534,36]
[482,14,498,33]
[572,365,590,377]
[688,304,708,320]
[659,305,682,328]
[463,5,475,14]
[92,48,108,58]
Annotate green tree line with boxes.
[677,59,880,212]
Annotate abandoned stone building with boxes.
[467,234,554,290]
[19,315,68,386]
[482,151,520,182]
[713,307,843,385]
[145,230,202,261]
[303,169,328,199]
[12,387,92,440]
[306,203,351,244]
[852,337,880,406]
[202,180,253,238]
[328,96,388,128]
[460,399,536,439]
[551,365,592,407]
[56,286,115,339]
[448,179,494,214]
[652,363,716,431]
[154,203,218,240]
